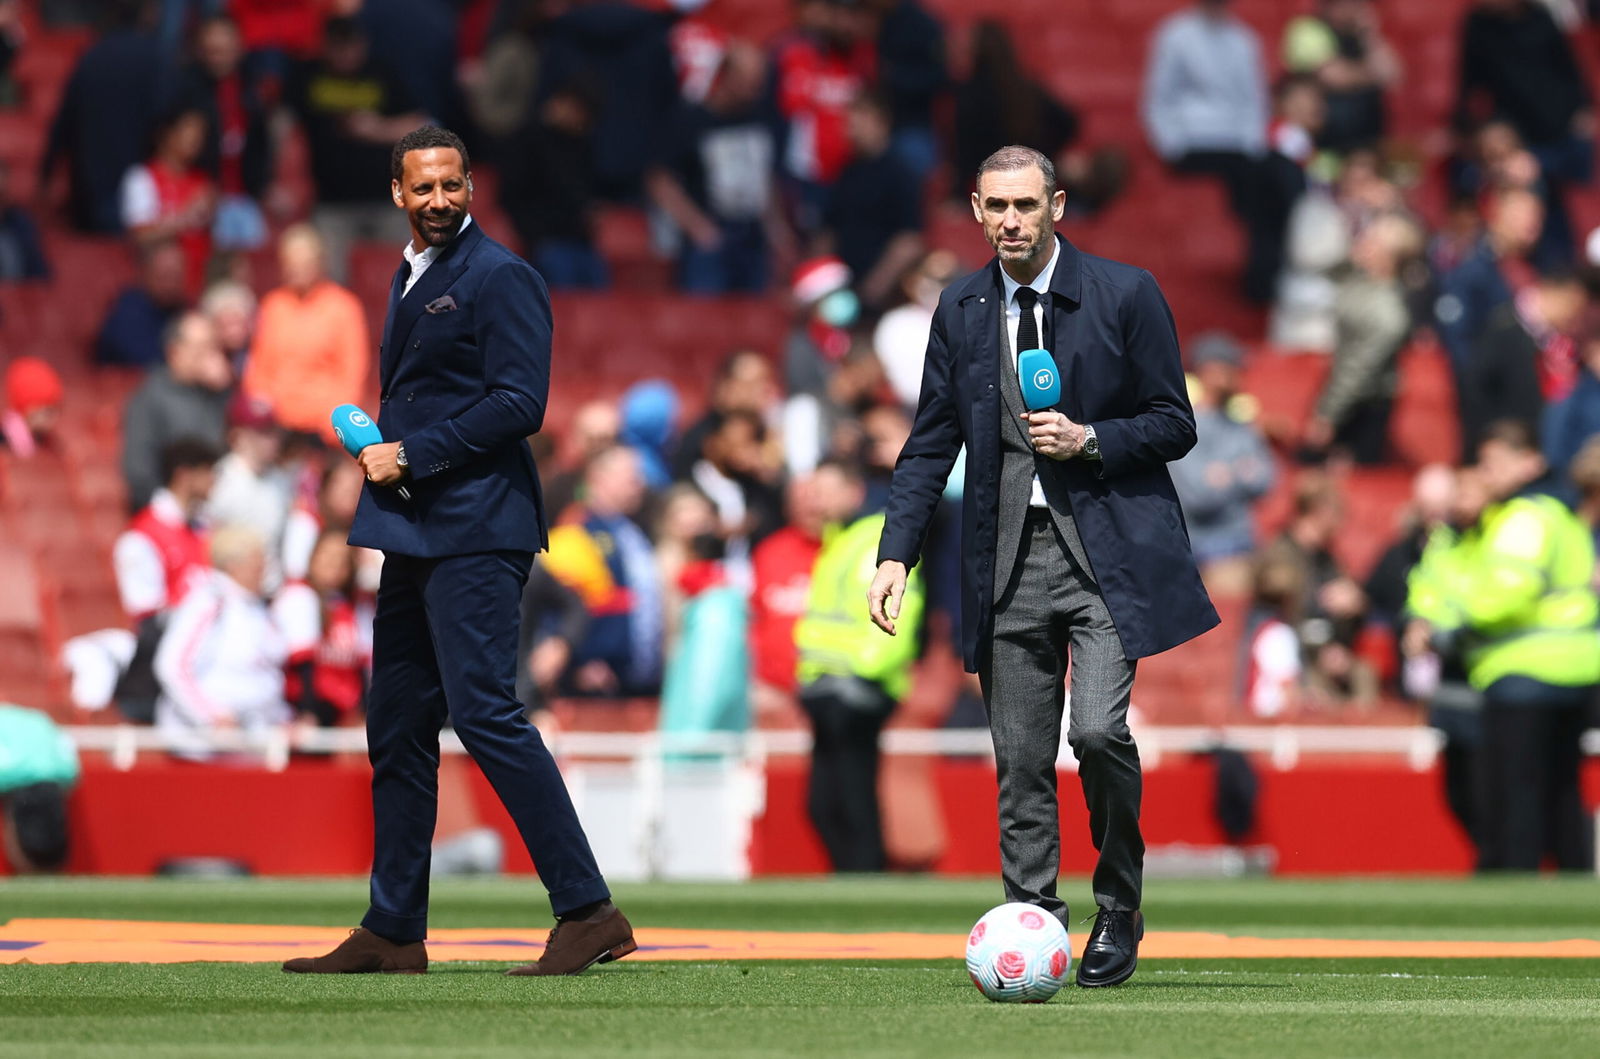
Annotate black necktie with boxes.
[1015,286,1039,353]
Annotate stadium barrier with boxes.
[34,726,1600,880]
[72,722,1547,771]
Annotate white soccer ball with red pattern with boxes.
[964,902,1072,1003]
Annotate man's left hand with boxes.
[358,442,407,485]
[1021,411,1087,461]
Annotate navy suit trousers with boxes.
[361,550,609,943]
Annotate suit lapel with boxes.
[381,223,485,389]
[378,262,407,387]
[1045,234,1084,420]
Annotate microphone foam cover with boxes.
[331,404,384,458]
[1017,349,1060,411]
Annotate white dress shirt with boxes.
[999,237,1060,508]
[402,214,473,297]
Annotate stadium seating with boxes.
[1,0,1594,728]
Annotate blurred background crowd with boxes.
[2,0,1600,872]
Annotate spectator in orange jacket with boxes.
[242,224,370,443]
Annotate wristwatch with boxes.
[395,442,409,469]
[1082,424,1101,461]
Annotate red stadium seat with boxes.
[71,458,129,514]
[0,545,64,711]
[0,449,75,511]
[1334,466,1418,580]
[1390,341,1461,467]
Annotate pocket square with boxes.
[425,294,458,314]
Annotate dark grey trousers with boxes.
[978,510,1144,925]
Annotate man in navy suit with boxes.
[867,146,1218,987]
[285,126,633,977]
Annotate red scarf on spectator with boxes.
[1515,288,1580,401]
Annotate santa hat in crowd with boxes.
[791,256,852,306]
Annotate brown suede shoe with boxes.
[506,905,636,976]
[282,928,428,974]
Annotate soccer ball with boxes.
[965,903,1072,1003]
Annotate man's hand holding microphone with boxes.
[358,442,407,486]
[867,345,1091,634]
[332,403,411,500]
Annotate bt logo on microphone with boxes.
[349,410,372,429]
[1032,368,1054,392]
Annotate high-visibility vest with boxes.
[1405,523,1479,631]
[795,513,925,701]
[1446,493,1600,690]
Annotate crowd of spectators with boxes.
[1,1,1599,872]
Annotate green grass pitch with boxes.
[2,875,1598,1058]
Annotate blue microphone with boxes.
[1017,349,1060,411]
[331,403,411,501]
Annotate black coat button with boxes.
[406,393,415,402]
[380,393,390,404]
[412,339,421,349]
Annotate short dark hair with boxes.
[1274,71,1322,102]
[814,456,865,486]
[715,348,766,383]
[390,125,471,183]
[1478,418,1540,455]
[159,309,200,353]
[1538,268,1586,291]
[160,437,223,486]
[323,15,365,47]
[976,145,1057,198]
[5,783,69,871]
[708,407,766,443]
[850,88,893,122]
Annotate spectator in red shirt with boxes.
[772,0,876,232]
[748,459,865,714]
[182,13,276,252]
[120,106,217,299]
[114,438,221,625]
[273,527,373,726]
[110,436,221,724]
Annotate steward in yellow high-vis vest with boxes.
[1443,491,1600,691]
[1402,471,1488,861]
[1439,422,1599,872]
[794,511,925,872]
[797,512,926,700]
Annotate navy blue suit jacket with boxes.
[349,222,551,558]
[877,235,1219,670]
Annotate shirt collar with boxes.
[402,213,473,270]
[999,234,1060,307]
[149,488,186,526]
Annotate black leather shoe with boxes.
[1076,908,1143,987]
